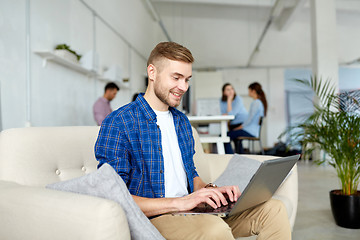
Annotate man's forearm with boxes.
[132,195,179,217]
[133,176,209,217]
[132,182,239,217]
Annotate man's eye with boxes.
[173,76,179,80]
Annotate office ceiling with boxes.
[149,0,360,70]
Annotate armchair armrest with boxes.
[195,154,298,230]
[0,180,130,240]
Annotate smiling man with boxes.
[95,42,291,240]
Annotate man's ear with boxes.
[147,64,156,82]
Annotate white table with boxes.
[187,115,235,154]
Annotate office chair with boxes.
[235,117,265,155]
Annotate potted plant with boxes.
[284,76,360,229]
[54,44,82,63]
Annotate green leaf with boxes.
[280,76,360,195]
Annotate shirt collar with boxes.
[136,93,157,121]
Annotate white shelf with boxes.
[35,51,131,89]
[34,51,99,77]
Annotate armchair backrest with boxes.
[191,126,213,181]
[0,126,212,187]
[0,126,100,186]
[192,126,204,155]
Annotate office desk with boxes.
[187,115,234,154]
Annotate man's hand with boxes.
[216,185,241,202]
[176,185,241,211]
[133,179,241,217]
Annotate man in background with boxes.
[93,82,119,125]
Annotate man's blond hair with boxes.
[147,42,194,71]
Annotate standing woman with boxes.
[220,83,248,130]
[225,82,267,154]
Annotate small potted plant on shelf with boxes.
[284,76,360,229]
[54,44,82,63]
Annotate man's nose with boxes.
[178,79,189,92]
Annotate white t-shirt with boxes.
[154,109,188,198]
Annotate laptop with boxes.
[172,155,300,218]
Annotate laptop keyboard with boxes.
[191,201,236,213]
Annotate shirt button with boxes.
[160,195,163,198]
[81,166,86,172]
[158,147,161,151]
[160,170,163,174]
[55,169,61,175]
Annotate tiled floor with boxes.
[292,161,360,239]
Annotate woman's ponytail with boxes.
[248,82,267,116]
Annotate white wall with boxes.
[193,71,223,100]
[0,0,27,129]
[0,0,165,129]
[266,68,286,147]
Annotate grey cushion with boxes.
[47,163,165,240]
[214,154,261,192]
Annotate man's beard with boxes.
[154,86,182,108]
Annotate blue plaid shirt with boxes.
[95,93,198,198]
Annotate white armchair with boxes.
[0,126,297,240]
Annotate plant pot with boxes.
[330,190,360,229]
[54,49,78,63]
